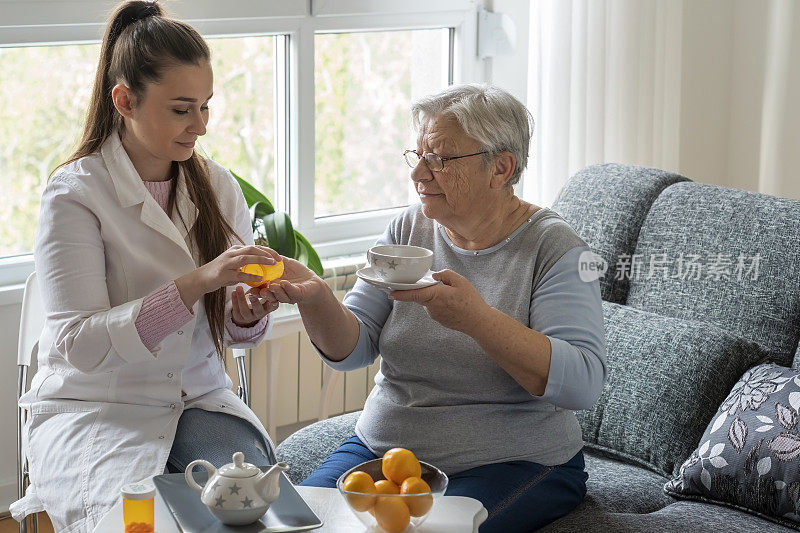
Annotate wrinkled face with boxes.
[410,116,492,224]
[125,61,213,166]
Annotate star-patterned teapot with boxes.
[185,452,290,525]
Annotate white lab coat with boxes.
[10,133,273,533]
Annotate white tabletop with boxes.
[93,485,487,533]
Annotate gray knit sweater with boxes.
[325,204,607,474]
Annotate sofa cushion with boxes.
[577,301,769,477]
[551,163,688,304]
[583,450,673,513]
[666,363,800,531]
[540,500,799,533]
[276,411,360,484]
[626,182,800,366]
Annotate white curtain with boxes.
[525,0,800,206]
[757,0,799,197]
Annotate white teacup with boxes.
[367,245,433,284]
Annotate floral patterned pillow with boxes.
[666,363,800,530]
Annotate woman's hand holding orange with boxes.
[175,245,281,309]
[388,269,490,334]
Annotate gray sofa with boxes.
[277,164,800,532]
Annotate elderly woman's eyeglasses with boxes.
[403,150,489,172]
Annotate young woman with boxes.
[10,2,281,531]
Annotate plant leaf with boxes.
[728,416,748,452]
[711,412,727,434]
[745,438,764,477]
[701,468,711,490]
[757,456,772,476]
[260,212,297,258]
[251,200,275,219]
[232,170,272,208]
[709,456,728,469]
[295,230,324,276]
[770,432,800,461]
[790,392,800,411]
[758,415,774,424]
[756,425,774,433]
[710,443,725,458]
[777,402,798,429]
[699,440,710,456]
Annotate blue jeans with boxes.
[166,408,275,473]
[301,435,587,532]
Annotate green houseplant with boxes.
[232,171,324,276]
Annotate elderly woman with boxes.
[262,84,606,532]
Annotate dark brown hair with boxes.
[61,0,240,359]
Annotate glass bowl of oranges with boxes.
[337,448,448,533]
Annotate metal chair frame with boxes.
[17,272,42,533]
[233,349,250,408]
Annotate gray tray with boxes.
[153,468,322,532]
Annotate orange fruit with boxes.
[373,496,410,533]
[374,479,400,495]
[400,477,433,517]
[342,471,377,512]
[241,261,284,288]
[382,448,421,485]
[368,480,400,517]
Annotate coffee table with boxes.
[92,485,488,532]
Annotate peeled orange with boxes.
[241,261,284,288]
[382,448,421,486]
[342,471,377,512]
[373,496,411,533]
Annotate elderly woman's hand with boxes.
[231,285,279,327]
[388,269,491,333]
[258,257,329,306]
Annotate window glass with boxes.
[0,36,276,258]
[0,44,98,257]
[202,35,276,201]
[314,29,449,218]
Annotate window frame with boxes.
[0,0,482,284]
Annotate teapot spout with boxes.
[255,462,290,503]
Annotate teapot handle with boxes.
[185,460,217,493]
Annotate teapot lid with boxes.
[218,452,260,478]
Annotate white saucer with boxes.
[356,266,439,291]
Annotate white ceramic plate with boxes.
[356,266,439,291]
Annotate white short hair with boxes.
[411,84,534,186]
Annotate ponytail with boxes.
[59,1,240,360]
[64,1,162,164]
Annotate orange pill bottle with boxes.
[121,481,155,533]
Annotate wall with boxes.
[484,0,530,104]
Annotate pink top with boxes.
[135,180,268,351]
